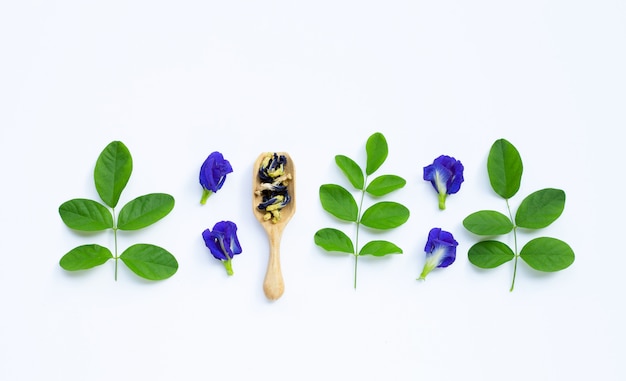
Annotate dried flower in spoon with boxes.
[255,152,292,223]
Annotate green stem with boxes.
[506,200,519,292]
[438,192,446,210]
[353,176,368,289]
[200,189,212,205]
[113,208,118,281]
[223,258,234,276]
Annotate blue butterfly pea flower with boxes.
[255,152,292,223]
[202,221,242,276]
[199,151,233,205]
[423,155,464,210]
[418,227,458,280]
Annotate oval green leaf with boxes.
[520,237,575,272]
[120,244,178,280]
[117,193,175,230]
[314,228,354,254]
[515,188,565,229]
[360,201,410,230]
[94,141,133,208]
[359,240,403,257]
[319,184,358,222]
[463,210,514,236]
[366,175,406,197]
[335,155,364,190]
[60,244,113,271]
[365,132,388,175]
[487,138,523,199]
[468,240,515,269]
[59,198,113,231]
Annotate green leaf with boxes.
[319,184,358,222]
[515,188,566,229]
[359,240,403,257]
[366,175,406,196]
[335,155,364,190]
[520,237,575,272]
[365,132,388,175]
[360,201,410,230]
[487,138,523,199]
[58,198,113,231]
[120,244,178,280]
[463,210,514,236]
[314,228,354,254]
[468,241,515,269]
[117,193,175,230]
[94,141,133,208]
[60,244,113,271]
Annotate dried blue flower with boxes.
[255,152,292,223]
[199,151,233,205]
[423,155,464,210]
[202,221,242,276]
[418,227,458,280]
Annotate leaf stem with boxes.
[506,199,519,292]
[353,176,368,289]
[113,208,118,281]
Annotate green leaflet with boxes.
[59,198,113,231]
[360,202,410,230]
[487,138,523,199]
[60,244,113,271]
[365,132,388,175]
[314,228,354,254]
[94,141,133,208]
[464,138,574,291]
[359,240,403,257]
[335,155,364,190]
[515,188,565,229]
[520,237,575,272]
[58,141,177,281]
[366,175,406,197]
[468,241,514,269]
[319,184,358,222]
[463,210,514,236]
[314,132,408,288]
[120,244,178,281]
[117,193,175,230]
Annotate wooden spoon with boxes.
[252,152,296,301]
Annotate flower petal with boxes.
[199,152,233,193]
[422,227,458,271]
[423,155,464,197]
[447,160,464,194]
[202,228,227,260]
[424,164,452,195]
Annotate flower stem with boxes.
[200,189,212,205]
[438,193,446,210]
[223,259,234,276]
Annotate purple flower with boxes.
[202,221,242,276]
[199,151,233,205]
[418,228,458,280]
[423,155,464,210]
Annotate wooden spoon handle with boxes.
[263,230,284,300]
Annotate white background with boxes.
[1,1,624,380]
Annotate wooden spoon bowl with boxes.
[252,152,296,300]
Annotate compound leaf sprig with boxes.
[58,141,178,281]
[463,138,574,291]
[314,132,410,288]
